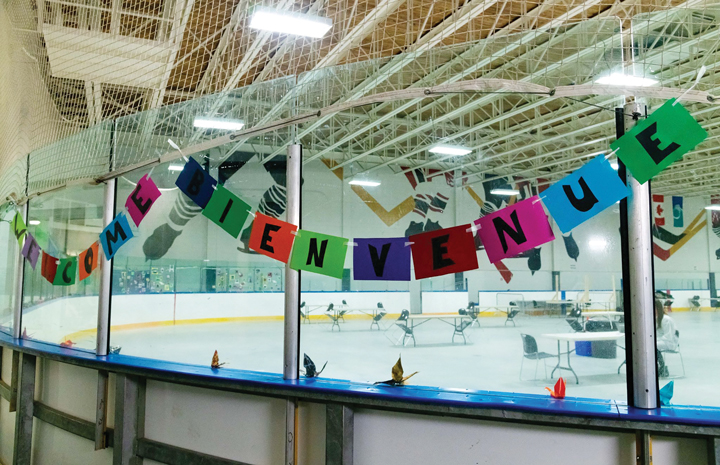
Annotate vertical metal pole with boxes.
[708,436,720,465]
[623,101,658,409]
[326,404,354,465]
[12,353,35,465]
[284,144,301,465]
[96,178,116,356]
[635,431,652,465]
[284,144,301,378]
[95,370,109,449]
[114,374,141,465]
[12,203,27,339]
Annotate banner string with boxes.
[674,66,707,106]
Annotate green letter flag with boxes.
[610,99,707,184]
[11,212,27,247]
[202,185,251,238]
[53,257,77,286]
[289,230,348,279]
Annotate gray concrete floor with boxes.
[110,311,717,407]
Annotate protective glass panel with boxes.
[297,29,630,398]
[108,78,293,370]
[21,185,104,351]
[0,205,19,335]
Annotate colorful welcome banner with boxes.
[5,99,709,285]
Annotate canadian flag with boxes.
[653,195,665,227]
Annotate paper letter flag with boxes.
[248,213,297,263]
[289,230,348,278]
[79,242,99,281]
[41,252,58,284]
[541,155,629,233]
[410,225,478,279]
[202,185,251,239]
[21,233,40,270]
[175,157,218,208]
[53,257,77,286]
[100,212,134,260]
[126,174,161,227]
[475,196,555,264]
[354,237,411,281]
[11,212,27,247]
[610,99,707,184]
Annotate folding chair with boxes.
[519,334,555,381]
[371,302,387,330]
[325,303,341,331]
[395,309,415,347]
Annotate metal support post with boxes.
[114,374,144,465]
[284,144,302,465]
[95,179,115,451]
[635,431,652,465]
[12,353,36,465]
[622,101,658,409]
[97,178,116,356]
[326,404,354,465]
[12,203,27,339]
[95,370,109,450]
[9,350,19,412]
[708,437,720,465]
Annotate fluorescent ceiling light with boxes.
[429,145,472,156]
[349,180,380,187]
[29,220,40,225]
[490,189,519,196]
[705,205,720,211]
[249,8,332,38]
[595,73,658,87]
[193,117,244,131]
[168,164,184,172]
[610,161,619,170]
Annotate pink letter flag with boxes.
[475,196,555,263]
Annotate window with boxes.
[21,185,105,351]
[0,206,19,335]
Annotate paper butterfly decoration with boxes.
[211,350,225,369]
[375,356,418,386]
[545,377,566,399]
[303,353,327,378]
[659,381,674,406]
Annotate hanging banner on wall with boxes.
[610,99,707,184]
[175,157,218,208]
[289,230,348,279]
[100,212,134,260]
[475,196,555,264]
[79,242,99,281]
[248,213,297,263]
[202,185,252,239]
[653,194,666,226]
[21,232,40,270]
[11,212,27,247]
[410,225,478,279]
[53,257,77,286]
[541,155,629,233]
[354,237,411,281]
[41,252,58,284]
[673,196,683,228]
[126,174,162,227]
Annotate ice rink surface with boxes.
[107,311,720,407]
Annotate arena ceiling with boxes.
[6,0,720,196]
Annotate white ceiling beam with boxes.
[334,0,611,172]
[194,0,248,95]
[362,16,720,177]
[148,0,196,110]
